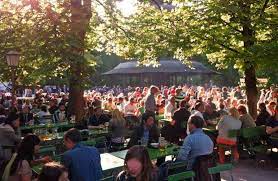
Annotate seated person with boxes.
[88,107,110,129]
[237,105,256,128]
[256,103,270,126]
[266,105,278,146]
[109,109,127,150]
[62,128,102,181]
[203,104,219,125]
[36,105,51,124]
[128,112,159,147]
[124,97,138,117]
[104,97,116,112]
[19,105,34,126]
[161,100,190,144]
[177,116,213,169]
[116,145,160,181]
[8,134,51,181]
[53,103,67,123]
[216,107,242,163]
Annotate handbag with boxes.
[1,153,18,181]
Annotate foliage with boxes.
[95,0,278,81]
[0,0,97,88]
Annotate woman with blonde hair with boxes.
[109,109,127,151]
[216,107,242,163]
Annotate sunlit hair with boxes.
[111,108,125,126]
[229,107,240,119]
[124,145,154,181]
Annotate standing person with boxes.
[177,116,213,169]
[144,86,159,118]
[38,162,69,181]
[116,145,160,181]
[109,109,127,151]
[0,113,21,160]
[61,128,102,181]
[216,107,242,163]
[19,105,34,126]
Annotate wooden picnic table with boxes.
[32,153,124,176]
[20,122,75,131]
[110,144,180,160]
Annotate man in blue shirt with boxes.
[177,116,213,169]
[62,128,102,181]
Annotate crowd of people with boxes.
[0,84,277,181]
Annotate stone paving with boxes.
[221,158,278,181]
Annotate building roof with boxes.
[103,59,220,75]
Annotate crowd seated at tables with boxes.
[0,84,277,181]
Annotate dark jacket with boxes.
[127,125,159,147]
[256,110,270,126]
[172,108,190,130]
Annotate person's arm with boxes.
[95,151,103,179]
[216,118,224,130]
[61,153,72,169]
[266,126,278,135]
[177,137,192,161]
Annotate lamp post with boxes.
[6,50,20,105]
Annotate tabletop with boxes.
[110,144,180,160]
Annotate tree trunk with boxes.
[244,65,258,119]
[240,2,258,119]
[67,0,92,122]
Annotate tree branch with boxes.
[259,0,269,18]
[220,19,242,33]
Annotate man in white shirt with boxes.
[124,97,137,117]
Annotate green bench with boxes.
[240,126,268,155]
[208,163,233,180]
[168,171,195,181]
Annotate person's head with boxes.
[141,112,154,129]
[5,113,20,129]
[64,128,82,149]
[59,103,65,111]
[258,103,266,112]
[10,134,41,175]
[229,107,240,119]
[41,105,48,112]
[194,102,204,113]
[50,99,57,107]
[237,105,247,115]
[39,162,69,181]
[180,100,187,108]
[150,86,158,95]
[94,107,102,116]
[268,101,276,110]
[129,97,135,105]
[188,116,204,133]
[124,145,154,180]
